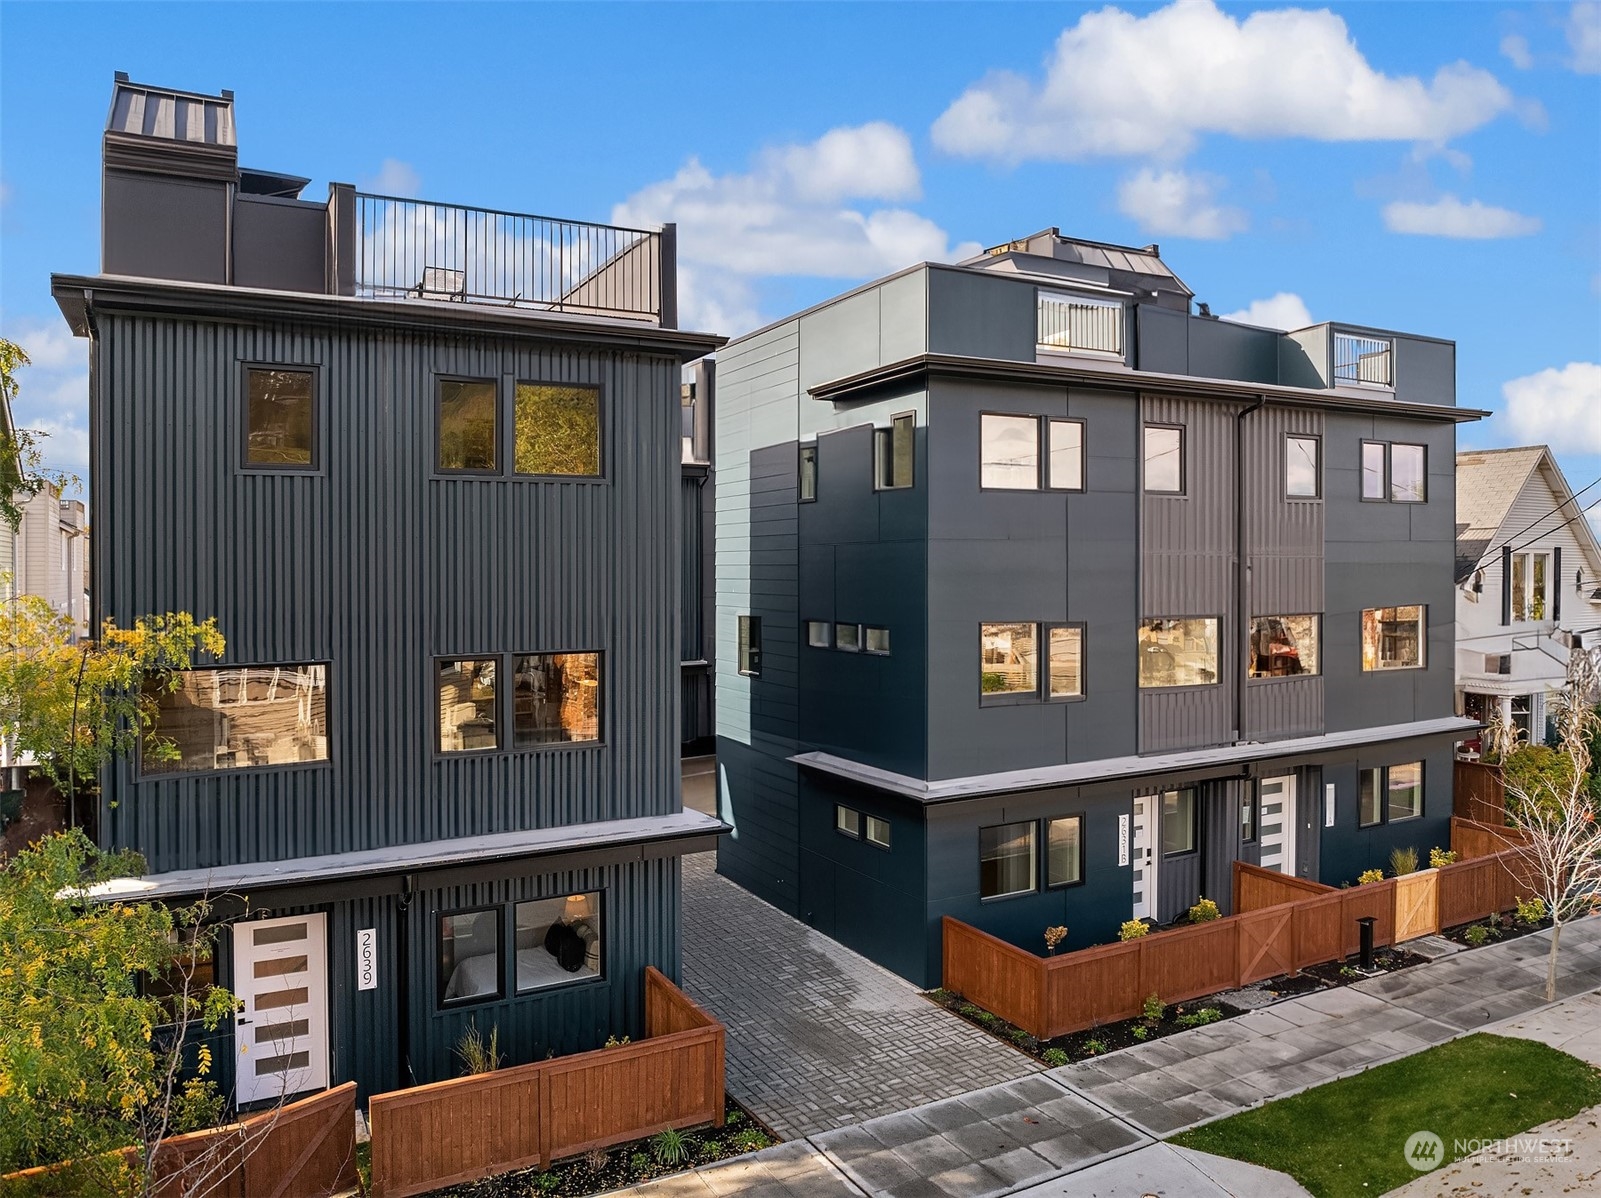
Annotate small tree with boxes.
[0,338,78,531]
[1503,651,1601,1001]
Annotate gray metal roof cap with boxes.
[106,73,235,147]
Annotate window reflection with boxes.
[145,666,328,773]
[439,658,498,751]
[513,652,601,746]
[1138,619,1219,688]
[1249,615,1320,678]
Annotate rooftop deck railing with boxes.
[352,192,669,324]
[1334,331,1393,387]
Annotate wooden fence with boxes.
[1451,815,1533,860]
[2,1082,357,1198]
[368,967,724,1198]
[945,843,1541,1042]
[1454,759,1506,824]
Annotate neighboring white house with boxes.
[3,483,89,637]
[1455,445,1601,751]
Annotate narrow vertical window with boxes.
[438,379,498,472]
[876,413,915,490]
[1046,625,1083,698]
[439,909,503,1005]
[865,815,891,848]
[1047,419,1084,491]
[836,805,861,838]
[1046,816,1083,886]
[1387,762,1423,821]
[1143,425,1183,494]
[1358,768,1382,827]
[1389,443,1425,502]
[439,659,499,752]
[513,383,600,476]
[980,414,1039,489]
[738,616,761,677]
[1361,442,1387,500]
[244,367,316,468]
[799,444,818,502]
[1240,793,1258,843]
[1285,434,1319,498]
[1160,789,1197,855]
[979,822,1037,898]
[864,627,891,655]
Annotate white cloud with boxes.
[2,322,91,480]
[1115,168,1248,240]
[1220,292,1313,331]
[1503,362,1601,451]
[362,158,422,197]
[1382,194,1541,238]
[932,0,1517,163]
[1570,2,1601,73]
[614,124,979,334]
[1500,34,1533,70]
[7,322,82,372]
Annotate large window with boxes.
[1248,615,1321,679]
[438,379,498,472]
[979,414,1085,491]
[514,384,601,477]
[875,413,915,490]
[1359,762,1423,826]
[143,665,329,775]
[438,658,499,752]
[1046,815,1083,887]
[1510,551,1551,623]
[1161,789,1197,856]
[244,367,315,469]
[1138,618,1219,688]
[1143,425,1184,494]
[981,622,1083,703]
[1362,606,1425,671]
[980,822,1037,898]
[1285,434,1319,498]
[439,908,502,1006]
[1037,291,1123,356]
[513,653,601,746]
[515,893,601,991]
[1361,441,1426,503]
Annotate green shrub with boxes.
[1132,1025,1150,1041]
[1188,898,1221,923]
[1176,1007,1223,1028]
[1007,1027,1030,1046]
[1041,1047,1069,1067]
[1463,923,1496,947]
[1429,846,1457,869]
[1358,868,1385,886]
[603,1034,631,1049]
[956,1001,983,1019]
[650,1127,690,1168]
[629,1151,650,1175]
[976,1010,1001,1029]
[729,1128,769,1154]
[1119,919,1150,941]
[1389,846,1419,876]
[928,988,955,1003]
[1141,992,1165,1024]
[1515,895,1548,925]
[532,1172,561,1194]
[1503,744,1577,815]
[1083,1038,1109,1055]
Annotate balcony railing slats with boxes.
[1037,292,1123,356]
[1334,332,1393,387]
[352,193,662,323]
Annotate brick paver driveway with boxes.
[681,853,1036,1138]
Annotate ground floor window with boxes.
[515,893,601,991]
[1161,788,1197,856]
[1046,815,1083,887]
[980,822,1037,898]
[439,908,503,1005]
[1359,761,1424,826]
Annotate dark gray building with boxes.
[714,229,1480,986]
[52,75,722,1103]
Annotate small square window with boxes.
[738,616,762,677]
[875,413,915,490]
[512,652,601,747]
[439,908,503,1006]
[836,805,861,838]
[1144,425,1183,494]
[865,815,891,849]
[980,822,1037,898]
[1285,435,1319,498]
[835,623,862,652]
[1362,606,1425,671]
[244,367,315,469]
[513,383,601,477]
[438,379,498,472]
[1048,419,1084,491]
[438,659,498,753]
[1046,816,1083,887]
[799,444,818,502]
[515,893,601,990]
[806,621,832,648]
[864,627,890,655]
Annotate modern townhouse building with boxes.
[51,74,722,1103]
[680,358,715,751]
[714,228,1480,986]
[1454,445,1601,749]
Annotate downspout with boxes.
[1235,394,1266,744]
[395,874,415,1088]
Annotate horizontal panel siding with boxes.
[95,313,683,870]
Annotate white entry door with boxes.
[1258,776,1298,877]
[232,913,329,1105]
[1131,794,1159,920]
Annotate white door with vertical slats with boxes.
[1259,776,1298,877]
[232,913,329,1105]
[1131,794,1158,920]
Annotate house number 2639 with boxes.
[357,928,378,991]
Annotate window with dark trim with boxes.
[1361,440,1426,503]
[979,822,1037,898]
[979,414,1085,491]
[806,621,832,648]
[513,383,601,477]
[1138,618,1219,688]
[1143,424,1184,494]
[835,623,862,652]
[1240,793,1258,843]
[514,893,601,991]
[836,805,861,838]
[1361,606,1425,671]
[1359,761,1423,827]
[865,815,891,849]
[243,366,316,469]
[799,444,818,502]
[439,907,503,1006]
[981,622,1084,703]
[738,616,761,676]
[864,626,891,655]
[438,379,499,472]
[1248,615,1321,679]
[1161,789,1197,856]
[438,658,500,753]
[874,413,915,490]
[512,653,601,747]
[142,665,330,775]
[1285,434,1320,499]
[1046,815,1084,887]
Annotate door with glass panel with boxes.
[231,913,329,1104]
[1258,775,1298,877]
[1131,794,1158,921]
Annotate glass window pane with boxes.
[512,653,601,747]
[1047,626,1083,697]
[891,414,914,488]
[807,621,832,648]
[980,414,1039,489]
[245,368,314,467]
[1240,795,1257,842]
[979,822,1036,898]
[1138,618,1220,688]
[1048,420,1083,490]
[1160,790,1196,856]
[1390,443,1425,502]
[513,383,600,476]
[865,627,890,654]
[836,805,860,837]
[1358,768,1382,826]
[865,815,891,848]
[1361,606,1425,670]
[1144,426,1183,493]
[1046,816,1082,886]
[144,666,329,774]
[835,623,861,652]
[738,616,761,676]
[1362,442,1386,500]
[1511,554,1528,622]
[1248,615,1320,678]
[440,909,501,1004]
[1532,554,1548,620]
[515,893,601,990]
[1285,435,1318,498]
[981,623,1038,698]
[439,379,497,471]
[1387,762,1423,821]
[799,445,817,501]
[438,659,498,752]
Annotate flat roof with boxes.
[81,810,726,902]
[791,717,1481,803]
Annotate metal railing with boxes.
[352,192,665,323]
[1037,291,1124,357]
[1334,332,1393,387]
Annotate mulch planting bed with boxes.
[428,1097,777,1197]
[1442,910,1551,948]
[1300,947,1428,985]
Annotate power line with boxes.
[1468,473,1601,575]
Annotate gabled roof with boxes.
[1455,445,1601,585]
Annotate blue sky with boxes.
[2,1,1598,502]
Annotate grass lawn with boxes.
[1170,1033,1601,1198]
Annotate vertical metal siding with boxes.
[95,312,684,871]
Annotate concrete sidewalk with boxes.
[626,918,1601,1198]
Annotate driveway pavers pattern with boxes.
[682,853,1037,1139]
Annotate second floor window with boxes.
[1362,606,1425,671]
[437,378,602,477]
[738,616,761,676]
[980,622,1084,703]
[1285,434,1320,498]
[875,413,915,490]
[799,444,817,501]
[438,379,498,472]
[979,414,1085,491]
[1137,618,1219,688]
[244,367,316,469]
[1144,425,1184,494]
[142,664,329,775]
[1362,441,1426,502]
[1510,551,1551,622]
[438,652,602,753]
[1248,615,1320,679]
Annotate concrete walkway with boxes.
[631,918,1601,1198]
